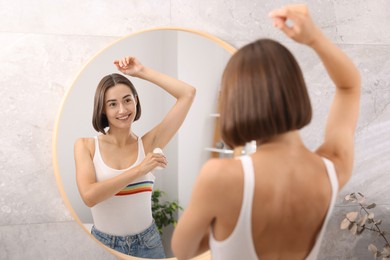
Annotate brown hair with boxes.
[92,73,141,134]
[220,38,312,148]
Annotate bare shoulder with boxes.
[74,137,95,157]
[75,137,94,147]
[201,157,240,172]
[198,157,243,186]
[189,157,243,211]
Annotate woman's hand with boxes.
[268,4,322,47]
[113,56,144,77]
[135,152,168,174]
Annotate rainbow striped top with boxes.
[91,135,155,236]
[116,180,154,196]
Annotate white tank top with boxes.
[209,155,339,260]
[90,136,155,236]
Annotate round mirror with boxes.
[53,28,235,259]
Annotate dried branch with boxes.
[341,192,390,259]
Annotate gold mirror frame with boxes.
[52,27,235,260]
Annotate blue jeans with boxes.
[91,221,166,259]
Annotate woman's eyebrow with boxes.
[106,99,117,103]
[122,94,132,99]
[106,94,132,103]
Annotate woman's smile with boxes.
[116,113,132,121]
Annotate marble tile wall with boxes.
[1,0,389,259]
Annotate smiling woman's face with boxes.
[104,84,137,129]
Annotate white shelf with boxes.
[205,147,234,154]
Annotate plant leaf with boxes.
[348,221,355,230]
[369,244,378,254]
[366,203,377,209]
[151,190,182,235]
[345,193,357,202]
[382,245,390,257]
[347,211,359,222]
[350,223,358,235]
[340,218,350,230]
[358,214,368,226]
[356,225,365,235]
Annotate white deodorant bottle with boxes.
[153,148,164,170]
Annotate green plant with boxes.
[152,189,182,235]
[340,192,390,259]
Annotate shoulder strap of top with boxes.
[305,157,339,260]
[237,155,258,257]
[93,136,100,161]
[321,157,339,200]
[137,136,145,158]
[320,157,339,223]
[239,155,255,208]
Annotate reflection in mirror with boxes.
[53,28,234,259]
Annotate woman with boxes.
[74,56,196,258]
[172,4,360,260]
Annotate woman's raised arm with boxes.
[270,5,361,188]
[114,56,196,152]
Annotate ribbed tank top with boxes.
[90,136,155,236]
[209,155,339,260]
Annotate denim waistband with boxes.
[91,220,157,247]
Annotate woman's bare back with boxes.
[211,139,333,259]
